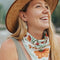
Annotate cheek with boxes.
[26,9,42,20]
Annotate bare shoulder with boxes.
[0,38,18,60]
[55,33,60,43]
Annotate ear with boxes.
[19,11,27,21]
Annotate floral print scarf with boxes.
[22,32,50,60]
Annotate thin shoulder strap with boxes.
[10,37,27,60]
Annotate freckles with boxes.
[26,8,42,19]
[31,11,40,17]
[33,10,42,17]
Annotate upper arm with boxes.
[0,38,18,60]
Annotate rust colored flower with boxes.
[46,33,48,37]
[27,35,31,42]
[41,42,44,44]
[34,48,49,59]
[29,44,31,48]
[36,43,39,45]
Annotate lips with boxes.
[40,16,48,20]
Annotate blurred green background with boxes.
[0,0,60,32]
[0,0,14,30]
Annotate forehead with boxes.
[29,0,47,6]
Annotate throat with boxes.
[28,32,43,40]
[27,28,48,40]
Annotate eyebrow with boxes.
[45,2,48,5]
[33,2,48,6]
[33,2,42,5]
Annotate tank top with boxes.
[11,37,27,60]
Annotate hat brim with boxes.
[5,0,59,33]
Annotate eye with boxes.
[45,6,49,9]
[35,5,41,8]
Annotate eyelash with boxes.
[35,6,41,8]
[35,5,49,9]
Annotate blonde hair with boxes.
[11,17,27,40]
[9,1,60,60]
[49,14,60,60]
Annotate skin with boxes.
[20,0,51,40]
[0,0,60,60]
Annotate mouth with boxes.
[40,16,48,20]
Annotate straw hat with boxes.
[6,0,59,33]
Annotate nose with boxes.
[42,8,49,14]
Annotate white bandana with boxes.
[22,32,50,60]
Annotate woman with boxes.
[0,0,60,60]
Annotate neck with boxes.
[27,27,45,40]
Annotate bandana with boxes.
[22,32,50,60]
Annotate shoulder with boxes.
[1,38,16,51]
[55,33,60,44]
[0,38,18,60]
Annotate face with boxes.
[21,0,51,30]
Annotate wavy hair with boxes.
[9,1,60,60]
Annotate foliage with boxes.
[0,3,6,30]
[0,4,6,24]
[52,1,60,27]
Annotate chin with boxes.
[42,24,49,29]
[44,26,49,29]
